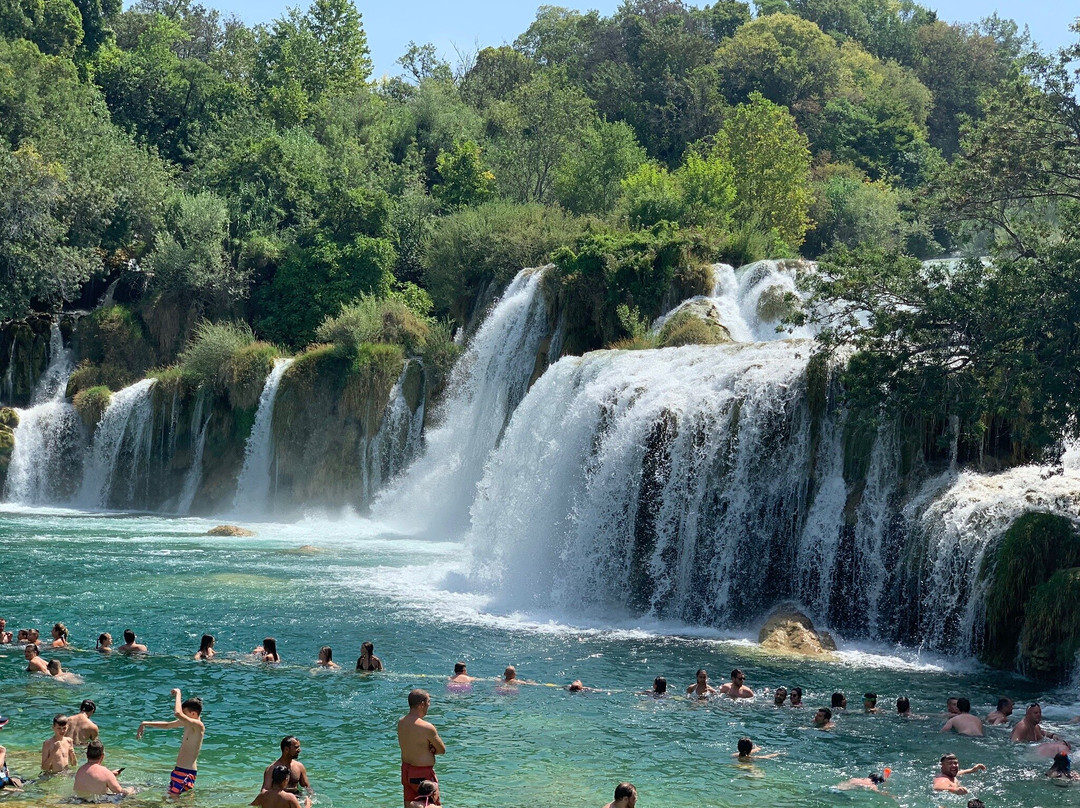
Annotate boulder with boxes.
[207,524,255,537]
[758,605,837,657]
[0,408,19,429]
[656,299,733,348]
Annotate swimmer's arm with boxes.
[428,728,447,755]
[104,769,133,795]
[959,764,986,776]
[40,741,49,771]
[136,719,182,738]
[298,763,311,791]
[68,744,78,768]
[755,751,782,759]
[940,718,954,732]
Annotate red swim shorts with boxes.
[401,762,438,805]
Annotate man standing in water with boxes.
[262,736,311,796]
[602,782,637,808]
[932,753,986,794]
[74,740,133,798]
[398,690,445,807]
[136,689,205,796]
[987,698,1013,725]
[117,629,147,654]
[720,669,754,699]
[66,700,99,744]
[942,698,984,736]
[41,715,77,773]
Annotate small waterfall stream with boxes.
[176,391,211,515]
[232,357,294,516]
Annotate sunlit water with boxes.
[1,508,1078,808]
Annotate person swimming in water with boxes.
[316,646,339,668]
[720,669,754,699]
[602,782,636,808]
[252,764,310,808]
[195,634,215,661]
[942,697,984,736]
[49,623,69,648]
[449,662,477,685]
[640,676,667,697]
[25,643,48,674]
[116,628,147,654]
[254,638,280,663]
[813,708,835,730]
[686,669,718,698]
[835,771,889,791]
[733,737,781,761]
[408,780,439,807]
[66,700,99,744]
[47,659,83,684]
[1048,752,1080,783]
[932,753,986,794]
[773,686,788,706]
[789,686,804,707]
[356,641,383,672]
[96,633,112,653]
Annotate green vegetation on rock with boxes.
[73,385,112,428]
[657,305,733,348]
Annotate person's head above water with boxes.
[814,707,832,725]
[957,697,971,713]
[47,659,62,675]
[97,633,111,648]
[280,736,300,757]
[737,738,753,756]
[568,680,585,692]
[408,689,431,712]
[947,697,959,714]
[86,739,105,762]
[863,692,877,707]
[613,782,637,806]
[318,646,333,664]
[653,676,667,694]
[896,696,911,713]
[774,686,787,705]
[262,637,278,657]
[416,780,438,799]
[789,686,803,704]
[80,699,96,715]
[503,666,517,681]
[361,641,374,655]
[123,629,135,644]
[181,697,203,717]
[730,668,746,683]
[997,697,1013,713]
[831,692,846,708]
[1051,753,1072,774]
[270,765,290,787]
[24,644,39,658]
[1026,702,1043,722]
[198,635,214,653]
[454,662,467,675]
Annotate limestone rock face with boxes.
[758,605,837,656]
[207,524,256,537]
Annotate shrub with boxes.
[224,342,282,410]
[73,385,112,428]
[657,309,732,348]
[316,296,431,357]
[420,319,461,390]
[76,305,157,386]
[177,320,256,389]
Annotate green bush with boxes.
[225,342,283,410]
[177,320,256,389]
[316,296,431,357]
[1018,568,1080,681]
[423,201,582,318]
[419,319,461,390]
[75,305,157,388]
[73,385,112,428]
[657,310,732,348]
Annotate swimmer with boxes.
[813,707,835,729]
[25,643,48,674]
[498,666,535,687]
[896,696,912,716]
[945,697,959,716]
[831,692,847,710]
[262,736,311,796]
[96,633,112,653]
[253,764,310,808]
[863,692,881,713]
[47,659,83,684]
[116,629,147,654]
[49,622,69,648]
[74,739,133,798]
[789,686,804,707]
[1048,752,1080,783]
[567,680,595,693]
[988,697,1013,725]
[932,753,986,794]
[1011,703,1067,746]
[733,737,781,761]
[942,698,983,736]
[66,700,99,744]
[41,714,77,773]
[773,686,788,706]
[449,662,477,684]
[720,669,754,699]
[356,641,383,672]
[640,676,667,697]
[686,669,718,698]
[398,689,445,807]
[408,779,439,807]
[27,628,40,645]
[603,782,636,808]
[0,618,10,644]
[0,744,26,791]
[195,634,215,661]
[254,637,280,663]
[136,688,205,797]
[15,629,28,645]
[835,771,889,791]
[316,646,339,668]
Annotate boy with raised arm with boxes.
[136,688,205,796]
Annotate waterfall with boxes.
[76,378,157,510]
[362,360,425,501]
[232,358,294,516]
[1,340,15,405]
[373,267,551,535]
[176,391,211,514]
[3,324,83,504]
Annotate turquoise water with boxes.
[1,507,1078,808]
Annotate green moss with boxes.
[657,309,731,348]
[0,408,19,430]
[671,263,714,300]
[224,342,282,410]
[1018,568,1080,680]
[73,386,113,429]
[980,512,1080,670]
[76,305,157,387]
[177,320,256,389]
[66,361,133,398]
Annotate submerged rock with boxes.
[207,524,256,537]
[758,605,837,657]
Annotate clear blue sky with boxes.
[195,0,1078,78]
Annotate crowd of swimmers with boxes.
[2,619,1080,805]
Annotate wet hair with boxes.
[818,707,832,720]
[181,697,203,716]
[864,692,877,701]
[1051,753,1072,774]
[86,739,104,761]
[280,736,297,752]
[318,646,333,663]
[361,641,374,654]
[957,697,971,713]
[653,676,667,694]
[947,697,958,707]
[262,638,278,657]
[696,668,707,677]
[731,668,744,680]
[737,738,753,755]
[25,643,40,656]
[416,780,437,797]
[52,622,68,639]
[47,659,61,674]
[1028,702,1042,712]
[123,629,135,643]
[966,801,985,808]
[831,692,845,708]
[408,689,430,709]
[790,686,802,700]
[17,629,28,640]
[941,753,958,764]
[504,666,516,679]
[198,635,214,653]
[270,765,290,786]
[80,700,96,714]
[53,714,69,727]
[896,697,910,713]
[868,773,885,784]
[97,633,111,647]
[614,782,637,800]
[454,661,467,674]
[997,697,1012,711]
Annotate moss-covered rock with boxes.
[656,300,733,349]
[758,605,837,657]
[224,342,281,411]
[0,408,19,430]
[980,512,1080,671]
[73,386,113,429]
[207,525,255,537]
[0,316,53,406]
[1018,568,1080,680]
[73,305,157,391]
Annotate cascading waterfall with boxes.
[232,357,294,516]
[176,391,211,515]
[373,267,551,534]
[362,360,425,501]
[76,378,157,510]
[2,340,15,405]
[4,324,83,504]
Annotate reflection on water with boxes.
[0,508,1078,808]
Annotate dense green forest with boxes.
[1,0,1078,458]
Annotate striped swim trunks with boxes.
[169,765,197,795]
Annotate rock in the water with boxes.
[656,299,733,348]
[207,524,256,537]
[0,408,19,429]
[758,605,837,656]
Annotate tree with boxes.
[554,119,647,215]
[723,92,814,247]
[433,140,494,210]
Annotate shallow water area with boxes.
[1,508,1078,808]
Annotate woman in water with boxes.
[356,641,383,672]
[316,646,339,668]
[195,635,215,661]
[1048,753,1080,784]
[95,633,111,653]
[50,623,69,648]
[253,637,280,663]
